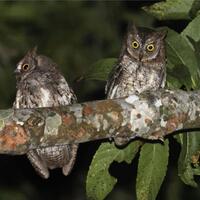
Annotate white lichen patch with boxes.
[103,119,109,131]
[44,113,62,136]
[154,99,162,108]
[129,101,155,133]
[177,123,183,129]
[160,117,167,127]
[119,102,133,126]
[109,128,115,134]
[90,114,103,132]
[69,104,83,123]
[16,121,24,126]
[107,112,119,122]
[125,95,139,104]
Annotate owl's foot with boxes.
[113,129,131,146]
[148,130,165,142]
[114,136,130,147]
[62,144,79,176]
[148,135,164,142]
[27,150,49,179]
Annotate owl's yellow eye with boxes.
[22,64,29,71]
[132,41,139,49]
[146,44,155,52]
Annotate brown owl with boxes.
[106,24,167,99]
[106,24,167,145]
[13,47,78,179]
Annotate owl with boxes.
[105,24,167,145]
[106,24,167,99]
[13,47,78,179]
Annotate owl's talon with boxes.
[62,144,78,176]
[27,150,50,179]
[114,136,130,147]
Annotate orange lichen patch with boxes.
[63,126,88,141]
[76,127,87,138]
[165,113,187,133]
[62,114,75,126]
[95,100,121,113]
[82,105,94,116]
[127,123,132,129]
[0,123,28,150]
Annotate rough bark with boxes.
[0,89,199,155]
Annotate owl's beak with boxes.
[14,68,21,74]
[14,68,21,82]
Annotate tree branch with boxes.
[0,89,200,155]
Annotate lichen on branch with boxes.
[0,89,200,155]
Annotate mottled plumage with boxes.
[106,24,166,99]
[106,24,167,145]
[13,47,78,178]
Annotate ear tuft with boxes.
[128,22,138,34]
[157,30,167,40]
[27,46,38,57]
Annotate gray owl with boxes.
[106,24,166,99]
[106,24,167,144]
[13,47,78,179]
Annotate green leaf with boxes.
[166,58,189,89]
[173,133,184,145]
[0,187,27,200]
[86,141,142,200]
[143,0,195,20]
[181,16,200,87]
[182,15,200,42]
[2,4,37,21]
[166,74,183,89]
[189,0,200,19]
[166,28,200,89]
[136,140,169,200]
[177,132,200,187]
[84,58,117,81]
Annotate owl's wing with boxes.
[68,87,77,103]
[38,73,77,106]
[52,76,77,105]
[105,62,123,99]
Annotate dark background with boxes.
[0,1,199,200]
